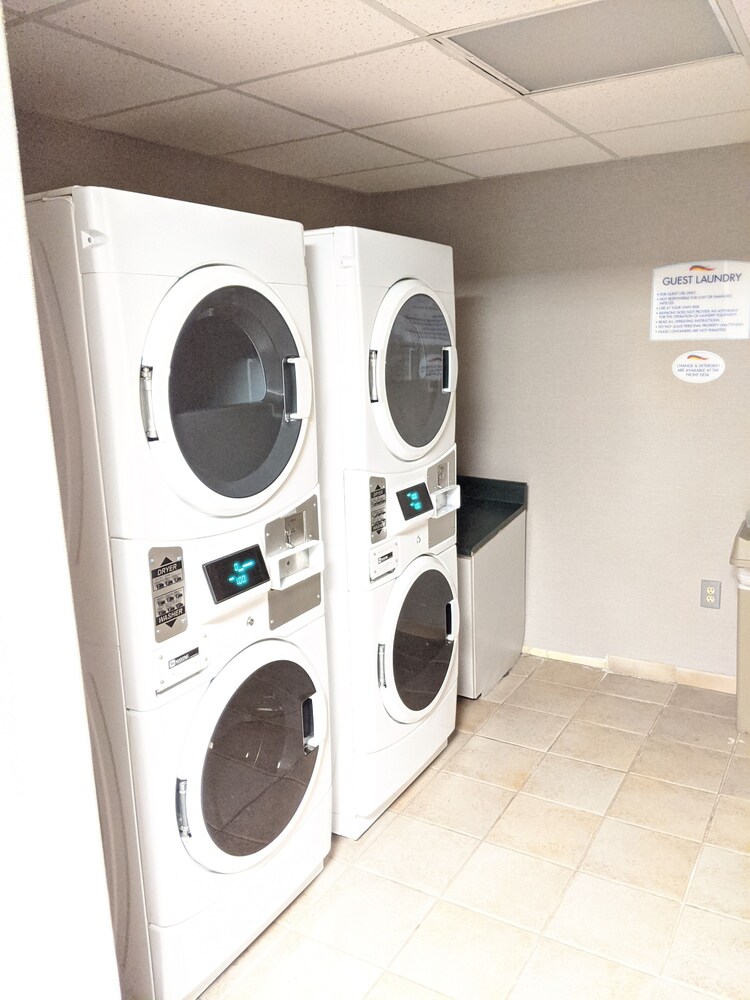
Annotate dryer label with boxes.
[149,546,187,642]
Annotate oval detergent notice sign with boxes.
[672,351,725,383]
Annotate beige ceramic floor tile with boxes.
[668,685,736,718]
[506,677,591,717]
[723,755,750,799]
[706,794,750,853]
[597,673,674,704]
[235,929,381,1000]
[328,810,397,864]
[550,719,644,770]
[366,973,449,999]
[546,872,681,974]
[355,814,478,895]
[444,733,542,789]
[650,982,715,999]
[390,900,537,999]
[582,818,700,899]
[510,655,542,676]
[522,754,624,815]
[483,671,525,703]
[509,938,655,1000]
[664,905,750,999]
[486,793,600,868]
[633,737,729,792]
[277,858,348,925]
[686,844,750,920]
[389,765,439,814]
[404,770,512,838]
[200,922,290,999]
[652,706,738,753]
[455,697,497,733]
[478,703,568,751]
[575,692,662,734]
[735,732,750,757]
[443,841,572,932]
[609,773,715,841]
[289,867,435,965]
[532,658,603,690]
[431,728,471,769]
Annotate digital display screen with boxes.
[396,482,433,521]
[203,544,269,604]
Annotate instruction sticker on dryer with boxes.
[650,261,750,341]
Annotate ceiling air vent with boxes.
[443,0,738,94]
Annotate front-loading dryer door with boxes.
[176,639,326,874]
[378,555,459,724]
[141,265,312,517]
[370,280,457,462]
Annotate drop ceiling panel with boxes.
[442,136,612,176]
[375,0,589,34]
[360,98,573,159]
[86,89,335,155]
[48,0,416,85]
[230,132,419,178]
[5,0,64,11]
[594,109,750,156]
[533,56,750,133]
[7,22,205,120]
[449,0,735,92]
[242,40,510,128]
[323,160,474,192]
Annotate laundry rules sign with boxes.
[650,261,750,341]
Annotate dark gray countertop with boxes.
[457,476,527,557]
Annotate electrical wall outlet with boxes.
[700,580,721,609]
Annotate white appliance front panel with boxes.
[27,189,319,542]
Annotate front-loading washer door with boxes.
[142,265,312,517]
[176,639,326,874]
[370,280,457,462]
[379,555,459,724]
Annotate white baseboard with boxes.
[522,646,736,694]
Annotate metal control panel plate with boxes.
[370,476,386,543]
[150,546,187,642]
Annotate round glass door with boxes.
[385,295,452,449]
[142,265,312,517]
[380,558,458,724]
[370,280,456,461]
[201,659,317,857]
[177,639,326,873]
[169,286,301,499]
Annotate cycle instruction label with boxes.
[650,261,749,341]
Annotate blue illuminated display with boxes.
[396,482,434,521]
[203,545,269,604]
[406,490,423,512]
[228,558,257,588]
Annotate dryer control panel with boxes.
[150,546,187,642]
[369,476,387,542]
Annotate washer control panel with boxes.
[370,476,387,542]
[149,546,187,642]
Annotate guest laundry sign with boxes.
[672,351,725,384]
[650,261,750,341]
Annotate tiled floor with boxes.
[202,656,750,1000]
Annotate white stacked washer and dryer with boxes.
[304,226,461,840]
[26,187,331,1000]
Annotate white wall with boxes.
[0,27,120,999]
[373,145,750,677]
[16,109,369,230]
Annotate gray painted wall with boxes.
[372,145,750,675]
[16,110,370,229]
[15,112,750,676]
